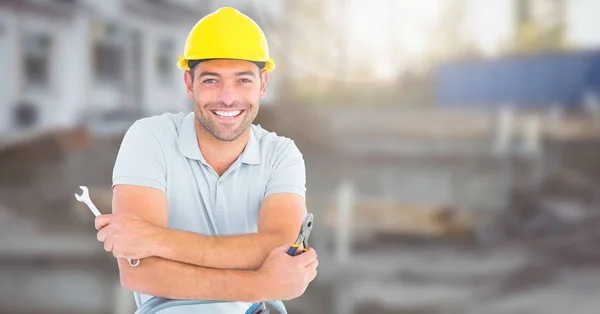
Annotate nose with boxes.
[217,82,237,105]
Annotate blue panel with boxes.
[434,50,600,109]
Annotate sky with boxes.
[567,0,600,48]
[335,0,600,79]
[218,0,600,81]
[343,0,445,79]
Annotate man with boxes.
[94,7,318,313]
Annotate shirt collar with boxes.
[178,112,204,162]
[240,126,261,165]
[178,112,261,165]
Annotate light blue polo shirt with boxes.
[112,111,306,313]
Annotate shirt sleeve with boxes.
[112,120,167,193]
[265,139,306,198]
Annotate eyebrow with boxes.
[199,71,221,78]
[234,71,257,77]
[198,71,257,78]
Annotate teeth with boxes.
[214,110,241,117]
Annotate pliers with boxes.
[286,213,313,256]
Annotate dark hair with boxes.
[188,59,266,81]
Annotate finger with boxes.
[306,259,319,270]
[308,268,317,282]
[114,246,124,259]
[97,226,110,242]
[104,235,114,252]
[295,248,317,266]
[304,265,318,283]
[95,214,114,230]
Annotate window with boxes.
[156,37,174,84]
[24,32,52,88]
[92,22,124,84]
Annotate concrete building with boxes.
[0,0,206,139]
[0,0,283,143]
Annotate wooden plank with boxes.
[323,199,477,239]
[331,109,600,141]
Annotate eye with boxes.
[240,78,253,83]
[202,79,217,84]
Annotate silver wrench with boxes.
[75,186,140,267]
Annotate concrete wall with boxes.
[0,5,90,132]
[0,264,125,314]
[127,15,191,116]
[348,158,513,213]
[0,9,18,134]
[17,9,74,130]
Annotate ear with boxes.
[184,71,193,99]
[259,71,268,99]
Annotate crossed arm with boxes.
[103,184,307,301]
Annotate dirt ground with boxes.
[2,128,600,314]
[286,239,600,314]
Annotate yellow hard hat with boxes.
[177,7,275,72]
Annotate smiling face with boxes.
[184,59,268,142]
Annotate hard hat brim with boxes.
[178,56,275,72]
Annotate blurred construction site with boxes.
[2,0,600,313]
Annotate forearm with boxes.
[154,229,290,270]
[119,257,262,302]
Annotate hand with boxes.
[95,213,162,260]
[256,244,318,301]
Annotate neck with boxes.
[194,122,250,176]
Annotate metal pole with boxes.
[335,179,354,263]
